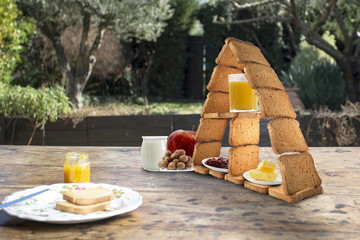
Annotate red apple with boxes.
[167,129,197,156]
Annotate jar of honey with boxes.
[64,152,90,183]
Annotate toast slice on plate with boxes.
[56,200,111,215]
[63,187,114,206]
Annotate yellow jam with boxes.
[64,152,90,183]
[228,75,257,112]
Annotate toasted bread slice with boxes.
[195,118,228,142]
[194,165,210,175]
[268,118,308,154]
[215,43,245,69]
[269,185,323,203]
[56,200,111,215]
[277,152,322,195]
[226,37,270,67]
[244,62,284,90]
[228,145,259,176]
[209,169,226,179]
[244,180,270,194]
[201,92,229,116]
[192,141,222,165]
[256,88,296,119]
[229,118,259,146]
[225,174,245,185]
[207,66,243,92]
[63,187,114,206]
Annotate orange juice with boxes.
[64,152,90,183]
[228,74,257,112]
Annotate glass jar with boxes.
[64,152,90,183]
[141,136,168,171]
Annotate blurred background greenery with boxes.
[1,0,359,127]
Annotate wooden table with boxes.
[0,146,359,239]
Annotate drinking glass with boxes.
[228,73,258,112]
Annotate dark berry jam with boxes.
[205,157,229,169]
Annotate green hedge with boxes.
[0,83,71,125]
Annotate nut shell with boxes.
[186,160,194,168]
[172,159,180,165]
[170,149,186,159]
[179,155,189,163]
[167,162,176,170]
[163,156,171,162]
[158,160,168,168]
[177,162,186,170]
[165,150,172,157]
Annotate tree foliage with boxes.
[198,0,293,85]
[16,0,173,108]
[220,0,360,103]
[0,0,35,83]
[148,0,200,99]
[0,0,71,139]
[108,0,199,103]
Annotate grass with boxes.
[64,97,204,121]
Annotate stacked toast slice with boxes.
[56,187,114,214]
[193,37,323,203]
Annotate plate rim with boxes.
[202,157,228,173]
[3,183,143,224]
[243,170,282,186]
[159,167,194,172]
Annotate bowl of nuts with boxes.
[158,149,194,172]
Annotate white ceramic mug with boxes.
[141,136,168,171]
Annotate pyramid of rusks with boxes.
[192,37,323,203]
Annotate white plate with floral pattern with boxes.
[2,183,142,224]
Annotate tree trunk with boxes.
[47,37,76,103]
[66,12,106,108]
[140,51,154,105]
[127,40,156,104]
[338,57,360,102]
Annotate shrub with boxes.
[281,61,347,110]
[0,83,71,125]
[0,0,70,144]
[0,0,71,141]
[0,0,36,83]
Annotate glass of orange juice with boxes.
[228,73,258,112]
[64,152,90,183]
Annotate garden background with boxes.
[1,0,359,147]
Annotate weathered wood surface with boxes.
[0,146,359,239]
